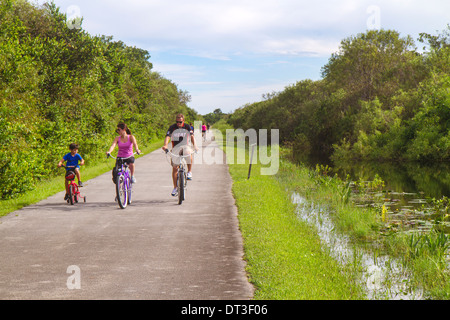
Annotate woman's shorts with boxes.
[117,156,135,165]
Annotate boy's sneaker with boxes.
[131,176,136,184]
[187,172,192,180]
[78,181,84,187]
[171,188,178,196]
[64,194,69,200]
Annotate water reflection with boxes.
[292,192,423,300]
[294,151,450,199]
[331,161,450,199]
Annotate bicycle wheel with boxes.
[178,170,184,205]
[116,174,128,209]
[68,184,75,205]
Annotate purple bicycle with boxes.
[107,153,139,209]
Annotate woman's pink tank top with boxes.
[118,136,133,158]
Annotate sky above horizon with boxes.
[36,0,450,115]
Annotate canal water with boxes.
[292,192,424,300]
[330,160,450,200]
[292,158,450,299]
[303,158,450,234]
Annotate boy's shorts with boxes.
[65,166,80,172]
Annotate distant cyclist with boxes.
[106,122,141,183]
[202,123,207,141]
[162,114,199,196]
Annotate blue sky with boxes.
[36,0,450,115]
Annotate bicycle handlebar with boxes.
[106,152,141,160]
[164,149,196,158]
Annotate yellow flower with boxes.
[381,204,387,223]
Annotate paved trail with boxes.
[0,134,253,300]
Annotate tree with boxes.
[322,29,420,105]
[203,108,225,124]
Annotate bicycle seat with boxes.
[65,171,76,181]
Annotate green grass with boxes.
[211,121,366,299]
[275,160,380,241]
[0,139,164,217]
[229,161,366,299]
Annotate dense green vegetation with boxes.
[214,119,449,299]
[228,28,450,163]
[0,0,200,199]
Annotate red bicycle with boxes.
[61,165,86,205]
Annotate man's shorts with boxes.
[171,145,192,167]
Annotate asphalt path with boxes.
[0,133,254,300]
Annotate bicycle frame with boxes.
[107,153,137,209]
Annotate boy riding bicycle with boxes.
[58,143,85,200]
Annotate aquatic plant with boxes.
[407,231,449,260]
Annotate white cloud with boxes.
[190,81,290,112]
[152,63,206,83]
[49,0,367,56]
[35,0,450,113]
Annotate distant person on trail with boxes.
[202,123,207,141]
[207,123,210,131]
[106,122,141,184]
[162,114,199,196]
[58,143,85,200]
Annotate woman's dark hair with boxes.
[116,122,131,135]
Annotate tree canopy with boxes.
[228,27,450,163]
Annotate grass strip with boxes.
[218,128,366,299]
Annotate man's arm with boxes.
[190,132,199,151]
[162,135,171,151]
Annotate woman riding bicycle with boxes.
[106,122,141,183]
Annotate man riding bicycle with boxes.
[162,114,199,196]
